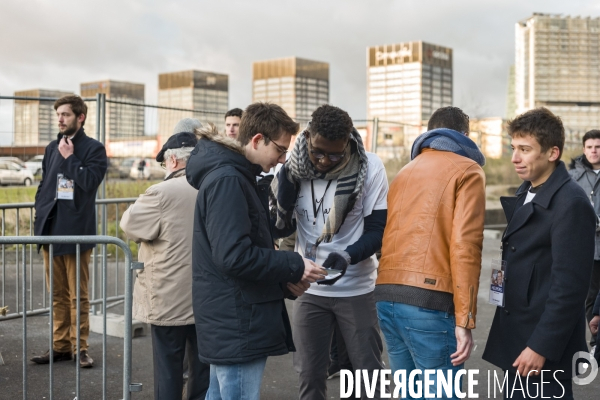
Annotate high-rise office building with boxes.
[158,70,229,142]
[515,14,600,143]
[469,117,509,159]
[13,89,74,146]
[80,80,145,141]
[252,57,329,122]
[367,41,453,150]
[506,65,517,120]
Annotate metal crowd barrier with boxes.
[0,198,137,320]
[0,235,142,400]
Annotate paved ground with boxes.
[1,238,599,399]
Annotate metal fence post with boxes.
[372,117,379,155]
[123,251,134,400]
[21,244,26,400]
[49,245,54,400]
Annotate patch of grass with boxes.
[0,180,160,205]
[105,180,158,199]
[0,186,38,204]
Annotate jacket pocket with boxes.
[240,282,282,304]
[240,283,285,350]
[511,263,536,307]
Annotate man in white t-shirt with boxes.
[271,104,388,399]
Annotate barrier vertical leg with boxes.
[1,209,5,309]
[75,245,81,399]
[123,251,132,400]
[22,244,27,400]
[16,209,20,320]
[49,245,54,400]
[102,243,107,399]
[29,209,33,311]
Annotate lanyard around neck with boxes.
[311,179,332,226]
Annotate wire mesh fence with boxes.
[0,94,227,165]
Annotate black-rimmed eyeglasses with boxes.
[270,140,288,156]
[308,136,348,162]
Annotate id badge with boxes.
[304,241,317,262]
[56,173,74,200]
[488,259,506,307]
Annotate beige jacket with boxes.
[120,169,197,326]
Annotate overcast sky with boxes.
[1,0,599,145]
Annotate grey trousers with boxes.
[151,324,210,400]
[292,292,384,400]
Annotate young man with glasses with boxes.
[186,102,326,400]
[271,104,389,399]
[120,124,210,400]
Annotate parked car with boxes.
[0,161,35,186]
[25,155,44,176]
[0,157,26,169]
[118,158,137,179]
[129,158,165,180]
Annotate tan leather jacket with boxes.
[120,170,198,326]
[377,149,485,329]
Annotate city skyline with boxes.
[1,1,598,146]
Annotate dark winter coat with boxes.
[186,128,305,365]
[568,155,600,259]
[34,129,107,255]
[482,162,595,379]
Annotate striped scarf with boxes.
[271,128,368,244]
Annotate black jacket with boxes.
[186,131,305,365]
[34,129,107,255]
[482,162,595,379]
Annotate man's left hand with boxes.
[590,315,600,335]
[287,281,310,297]
[451,326,474,366]
[58,136,74,159]
[513,347,546,376]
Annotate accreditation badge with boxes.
[56,173,74,200]
[304,241,317,262]
[488,259,506,307]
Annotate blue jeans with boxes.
[205,357,267,400]
[376,301,462,400]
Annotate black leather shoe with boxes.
[76,350,94,368]
[30,350,72,364]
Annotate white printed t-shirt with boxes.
[294,152,388,297]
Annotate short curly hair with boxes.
[508,107,564,160]
[308,105,353,141]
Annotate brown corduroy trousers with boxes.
[42,247,93,353]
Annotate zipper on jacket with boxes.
[466,286,474,328]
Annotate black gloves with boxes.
[317,251,351,286]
